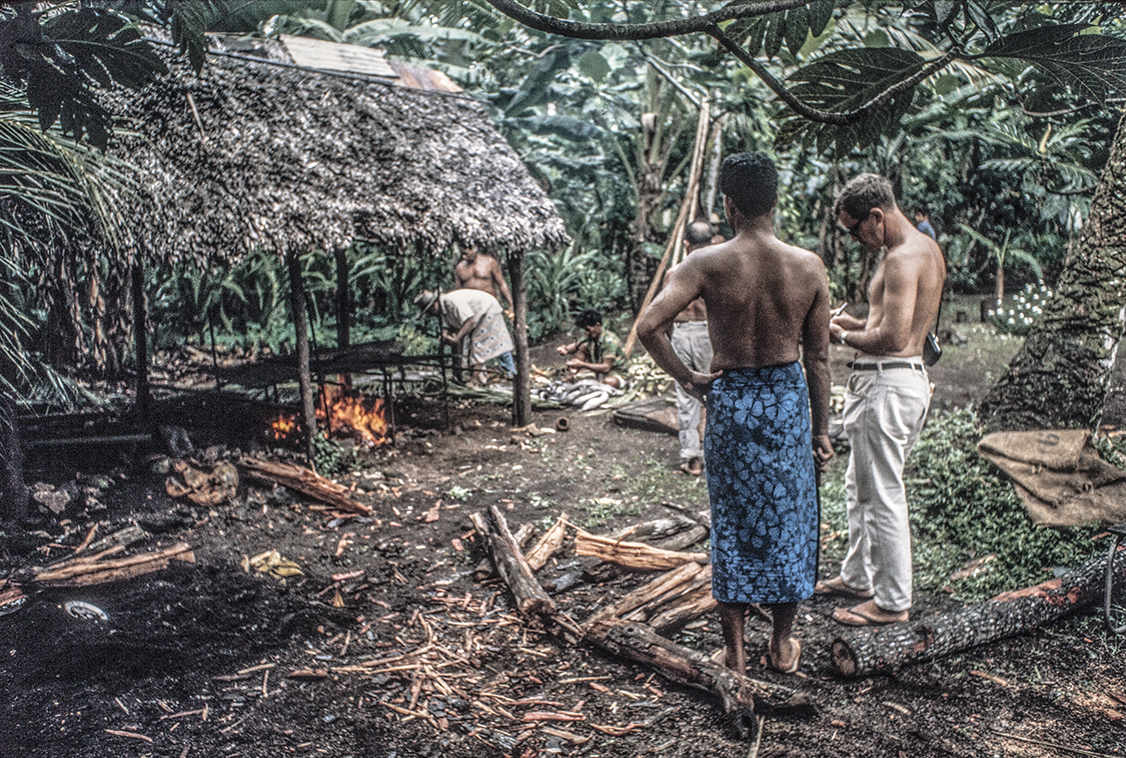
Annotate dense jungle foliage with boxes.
[1,1,1124,383]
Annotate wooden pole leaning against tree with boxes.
[623,99,711,357]
[286,250,318,469]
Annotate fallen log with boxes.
[470,508,555,617]
[474,522,534,579]
[29,543,195,588]
[653,524,708,552]
[526,514,568,572]
[574,531,707,571]
[239,457,372,515]
[585,562,705,628]
[584,617,811,718]
[832,547,1126,677]
[648,584,718,635]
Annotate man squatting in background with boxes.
[638,152,833,675]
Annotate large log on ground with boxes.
[585,617,811,718]
[575,531,708,570]
[471,507,556,617]
[239,457,372,515]
[832,547,1126,677]
[474,522,534,579]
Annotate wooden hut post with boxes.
[287,251,318,468]
[334,246,350,350]
[507,249,531,426]
[131,260,150,424]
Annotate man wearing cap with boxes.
[416,289,515,383]
[817,173,945,627]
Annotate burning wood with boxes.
[317,385,390,446]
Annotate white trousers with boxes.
[840,359,931,612]
[671,321,713,461]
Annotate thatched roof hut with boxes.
[112,36,568,262]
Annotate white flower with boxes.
[1008,318,1015,325]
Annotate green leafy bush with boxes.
[312,433,356,476]
[906,408,1099,599]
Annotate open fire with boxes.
[267,386,391,446]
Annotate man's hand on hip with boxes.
[681,370,722,402]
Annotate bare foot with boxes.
[762,636,801,674]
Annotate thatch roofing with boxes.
[111,37,568,263]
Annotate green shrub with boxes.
[312,433,356,476]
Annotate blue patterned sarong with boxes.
[705,362,818,604]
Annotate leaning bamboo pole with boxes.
[623,99,711,357]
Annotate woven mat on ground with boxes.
[977,429,1126,526]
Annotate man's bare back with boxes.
[687,233,828,370]
[638,214,832,443]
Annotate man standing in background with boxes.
[667,219,716,476]
[454,245,514,318]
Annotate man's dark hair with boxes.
[685,220,714,246]
[719,152,778,220]
[834,173,896,221]
[576,308,603,328]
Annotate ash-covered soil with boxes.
[3,340,1125,757]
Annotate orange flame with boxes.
[316,386,390,446]
[269,414,298,441]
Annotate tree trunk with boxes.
[979,111,1126,432]
[287,251,318,467]
[507,250,531,427]
[0,390,28,521]
[132,262,150,425]
[994,257,1005,303]
[831,546,1125,678]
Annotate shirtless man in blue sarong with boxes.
[638,152,834,676]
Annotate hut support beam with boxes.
[132,261,150,425]
[508,250,531,427]
[334,247,350,350]
[287,251,318,468]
